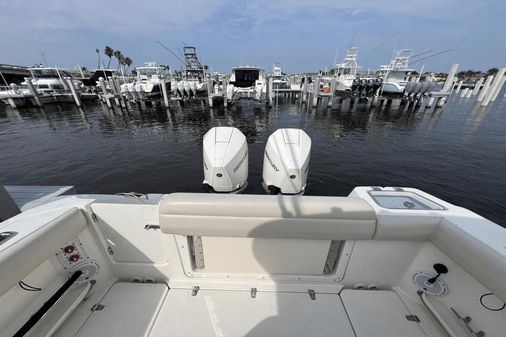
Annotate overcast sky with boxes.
[1,0,504,73]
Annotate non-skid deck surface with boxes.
[71,282,168,337]
[149,289,355,337]
[340,289,427,337]
[61,283,428,337]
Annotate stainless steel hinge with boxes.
[405,315,420,322]
[91,304,105,311]
[91,213,98,223]
[107,246,114,255]
[191,286,200,296]
[250,288,257,299]
[308,290,316,300]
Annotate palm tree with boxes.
[104,46,114,68]
[113,50,122,70]
[124,57,133,72]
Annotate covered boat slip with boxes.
[1,187,506,337]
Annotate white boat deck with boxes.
[55,282,429,337]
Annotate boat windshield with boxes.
[30,69,71,78]
[233,69,260,87]
[137,68,162,77]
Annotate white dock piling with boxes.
[24,78,42,107]
[371,95,378,107]
[426,96,435,109]
[442,64,459,94]
[312,77,320,108]
[327,77,336,108]
[436,64,459,106]
[455,80,463,94]
[65,77,81,107]
[302,77,308,103]
[161,76,170,108]
[206,78,213,107]
[481,68,505,107]
[489,75,505,102]
[98,77,108,96]
[460,87,469,98]
[268,77,274,108]
[6,97,17,109]
[472,77,484,95]
[477,75,494,102]
[223,78,228,108]
[465,88,472,98]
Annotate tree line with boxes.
[429,68,500,80]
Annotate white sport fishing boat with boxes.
[271,63,289,89]
[227,66,266,102]
[379,49,415,95]
[1,67,82,100]
[1,183,505,337]
[333,47,359,91]
[26,67,81,93]
[120,62,171,99]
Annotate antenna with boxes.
[410,49,434,61]
[176,47,185,60]
[347,29,358,50]
[409,49,453,66]
[334,48,339,66]
[41,52,48,67]
[156,41,186,65]
[363,31,398,65]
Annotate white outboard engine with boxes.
[262,128,311,195]
[203,127,248,193]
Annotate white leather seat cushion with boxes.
[159,193,377,240]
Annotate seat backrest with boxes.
[159,193,377,240]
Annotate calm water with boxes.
[1,94,505,226]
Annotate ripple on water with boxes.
[1,97,505,226]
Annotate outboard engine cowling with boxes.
[203,127,248,193]
[262,128,311,195]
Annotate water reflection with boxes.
[0,96,505,226]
